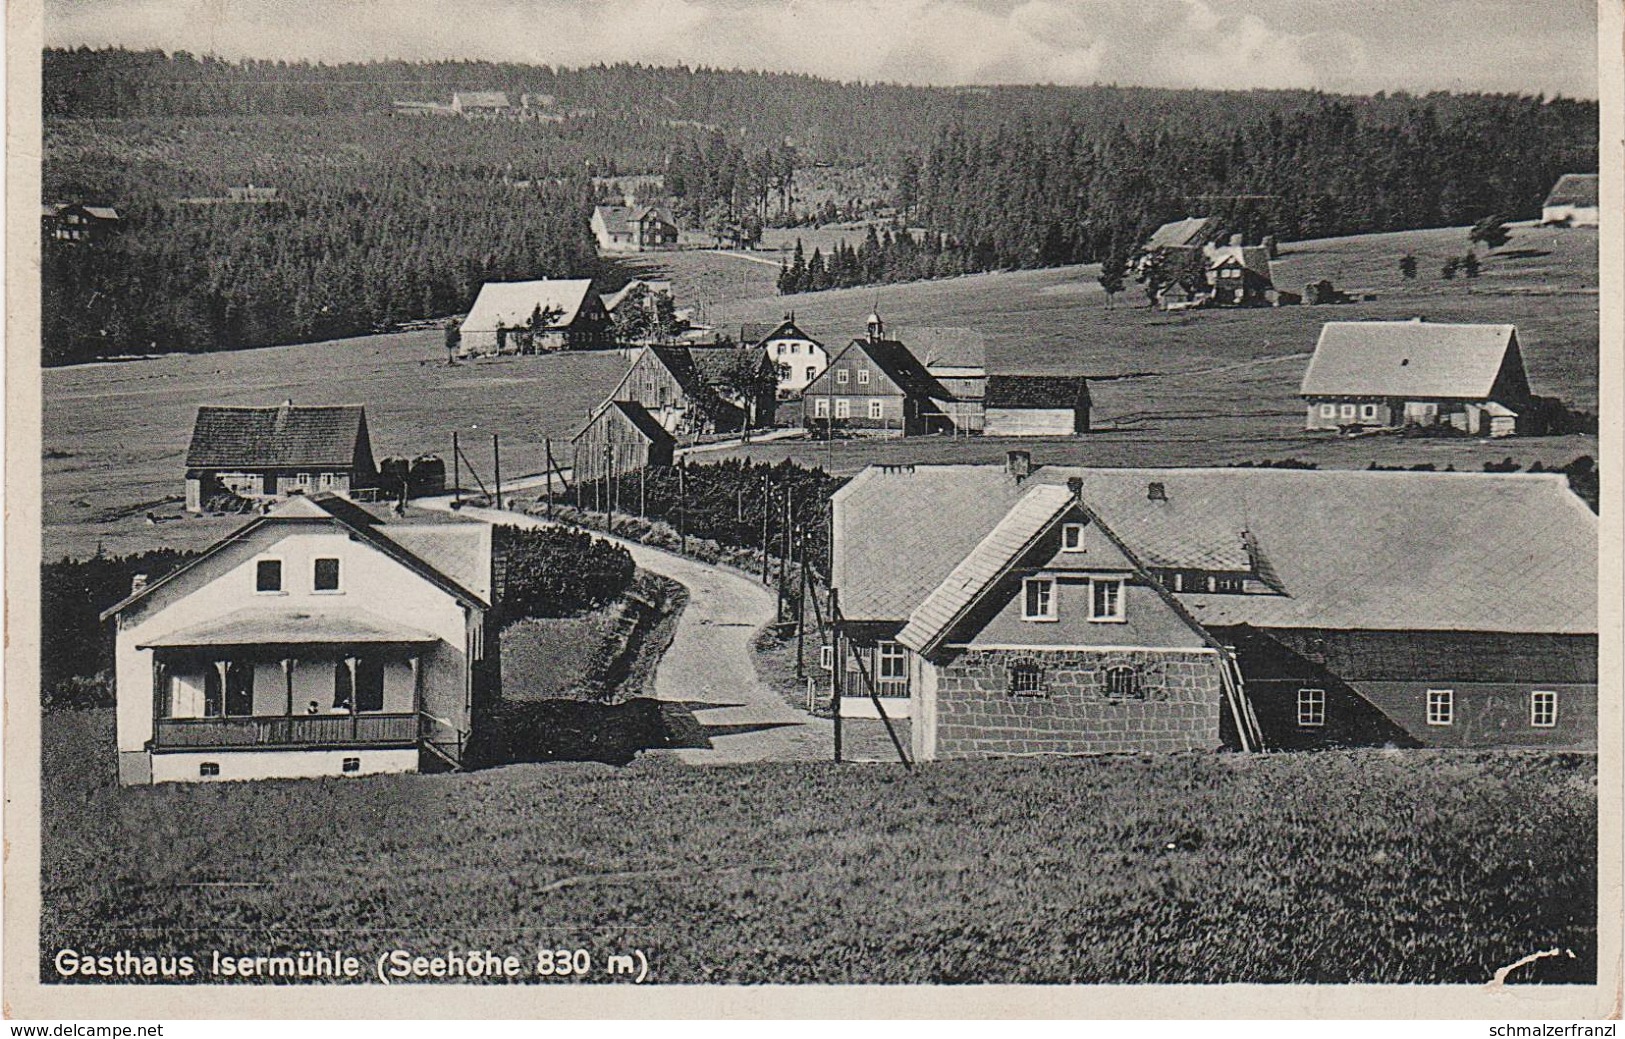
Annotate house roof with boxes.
[630,204,677,226]
[101,495,490,621]
[572,400,675,446]
[1206,244,1271,278]
[985,375,1090,410]
[896,484,1075,652]
[902,327,987,371]
[602,279,673,312]
[454,91,509,108]
[82,205,121,221]
[1145,216,1222,250]
[185,404,368,470]
[462,279,597,332]
[594,204,676,231]
[689,345,768,387]
[138,606,439,648]
[747,317,823,349]
[1544,173,1598,208]
[816,338,951,400]
[833,465,1595,635]
[1299,321,1520,400]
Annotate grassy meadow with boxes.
[42,222,1598,557]
[42,708,1595,984]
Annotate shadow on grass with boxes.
[474,697,801,766]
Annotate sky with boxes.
[45,0,1600,98]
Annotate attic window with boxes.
[1061,522,1087,551]
[256,559,283,593]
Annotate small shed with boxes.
[571,400,676,484]
[983,376,1091,436]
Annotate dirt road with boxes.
[417,502,828,764]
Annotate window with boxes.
[857,368,870,384]
[818,644,834,672]
[1061,522,1086,552]
[1531,690,1557,728]
[320,472,337,489]
[1298,688,1326,727]
[1090,578,1124,622]
[1340,403,1356,420]
[835,398,851,419]
[342,757,361,773]
[836,368,849,384]
[199,762,220,777]
[313,558,341,592]
[868,399,884,420]
[1212,574,1245,594]
[1105,665,1141,700]
[256,559,283,593]
[805,366,816,382]
[224,662,254,717]
[1008,659,1046,696]
[1319,404,1336,419]
[1360,403,1379,422]
[1022,577,1056,621]
[877,642,908,694]
[814,397,830,418]
[789,343,799,354]
[1426,689,1454,726]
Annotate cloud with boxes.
[44,0,1598,97]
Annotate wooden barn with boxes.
[1541,173,1598,226]
[606,345,750,435]
[571,400,676,484]
[831,459,1596,760]
[1300,320,1532,436]
[457,280,612,356]
[184,402,377,513]
[800,314,957,436]
[983,375,1090,436]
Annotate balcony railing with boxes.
[153,713,421,750]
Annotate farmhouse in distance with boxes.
[457,279,612,356]
[591,202,680,253]
[1300,320,1532,437]
[184,402,377,513]
[1542,173,1599,226]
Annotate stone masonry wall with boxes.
[933,648,1223,758]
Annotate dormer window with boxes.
[1090,578,1124,622]
[1061,523,1087,552]
[1022,577,1056,621]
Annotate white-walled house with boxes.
[102,495,497,785]
[745,316,828,398]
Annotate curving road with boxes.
[416,501,828,764]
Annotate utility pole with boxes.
[760,472,771,584]
[492,433,502,510]
[604,438,614,532]
[796,526,808,678]
[831,587,842,763]
[452,431,461,507]
[677,461,687,556]
[779,485,793,622]
[639,464,646,518]
[544,438,554,520]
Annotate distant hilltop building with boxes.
[392,92,565,122]
[1542,174,1598,226]
[42,202,120,244]
[184,402,377,512]
[1300,320,1531,437]
[591,203,680,253]
[452,91,509,117]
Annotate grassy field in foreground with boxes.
[42,709,1595,984]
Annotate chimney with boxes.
[130,573,148,595]
[1006,450,1031,481]
[1066,476,1083,498]
[1147,481,1167,502]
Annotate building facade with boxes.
[103,495,498,784]
[832,459,1596,760]
[747,316,829,399]
[184,403,377,513]
[1301,321,1532,437]
[799,315,956,436]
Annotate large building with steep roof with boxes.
[832,456,1596,759]
[184,402,377,512]
[103,494,498,784]
[1300,320,1533,436]
[458,279,611,355]
[591,203,680,252]
[799,314,961,435]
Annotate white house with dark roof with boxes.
[745,315,829,399]
[458,279,612,355]
[185,402,376,512]
[103,495,498,784]
[1300,321,1533,436]
[1542,173,1598,226]
[591,203,680,252]
[832,457,1596,759]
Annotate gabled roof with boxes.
[594,204,676,231]
[102,495,490,621]
[1145,216,1222,250]
[462,279,597,332]
[572,400,675,446]
[1544,173,1597,208]
[748,317,823,349]
[1206,244,1271,278]
[814,338,951,400]
[985,375,1090,410]
[82,205,121,221]
[630,204,676,226]
[834,465,1595,635]
[185,404,368,470]
[602,279,673,313]
[896,484,1075,652]
[1299,321,1522,400]
[689,345,769,387]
